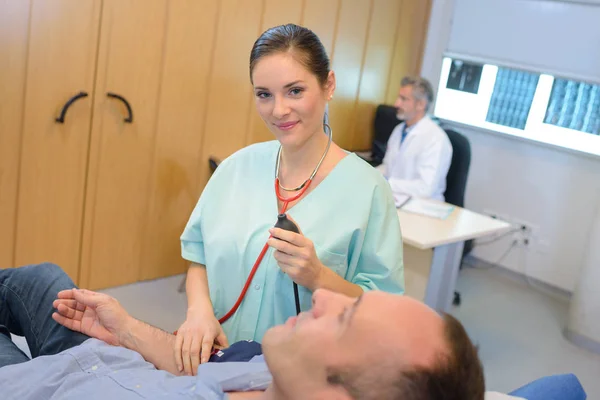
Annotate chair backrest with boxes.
[508,373,587,400]
[443,127,471,208]
[371,104,401,166]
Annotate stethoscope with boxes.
[217,125,333,324]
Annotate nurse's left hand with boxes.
[268,220,323,291]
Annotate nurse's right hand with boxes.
[174,311,229,376]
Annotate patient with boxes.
[0,263,484,399]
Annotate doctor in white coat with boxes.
[379,76,453,206]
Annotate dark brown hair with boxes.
[249,24,330,86]
[327,313,485,400]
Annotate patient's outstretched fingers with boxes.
[57,289,77,299]
[53,299,83,311]
[52,312,80,332]
[57,303,82,320]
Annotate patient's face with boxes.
[262,290,448,397]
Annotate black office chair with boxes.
[442,127,473,306]
[443,128,471,209]
[364,104,401,166]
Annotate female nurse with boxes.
[174,24,404,376]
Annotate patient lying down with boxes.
[0,264,484,399]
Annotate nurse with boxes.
[174,24,404,375]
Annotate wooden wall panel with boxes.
[14,0,100,282]
[352,0,403,151]
[81,0,168,289]
[0,1,30,268]
[140,0,220,281]
[385,0,432,105]
[327,0,372,150]
[198,0,264,188]
[301,0,340,57]
[246,0,304,146]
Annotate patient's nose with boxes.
[311,289,352,318]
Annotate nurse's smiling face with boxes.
[251,51,335,150]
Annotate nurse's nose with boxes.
[272,96,290,119]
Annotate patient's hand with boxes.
[52,289,131,346]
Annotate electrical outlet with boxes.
[481,210,541,248]
[513,229,530,247]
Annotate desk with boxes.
[398,205,511,311]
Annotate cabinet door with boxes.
[0,0,30,268]
[139,0,219,281]
[81,0,170,289]
[12,0,101,281]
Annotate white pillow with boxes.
[485,392,526,400]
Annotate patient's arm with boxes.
[120,318,184,376]
[53,288,182,375]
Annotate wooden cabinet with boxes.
[0,0,30,269]
[80,0,219,288]
[81,0,171,288]
[1,0,100,281]
[1,0,431,289]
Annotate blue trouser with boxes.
[0,263,90,369]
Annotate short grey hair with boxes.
[400,76,435,111]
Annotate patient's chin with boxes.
[262,324,289,349]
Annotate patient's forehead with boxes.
[351,292,448,367]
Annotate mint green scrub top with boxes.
[181,141,404,343]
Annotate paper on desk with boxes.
[393,193,411,208]
[400,198,454,220]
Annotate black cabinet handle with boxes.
[55,91,88,123]
[107,92,133,123]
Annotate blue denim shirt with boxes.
[1,339,271,399]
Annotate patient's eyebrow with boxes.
[346,294,364,326]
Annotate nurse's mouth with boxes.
[276,121,299,131]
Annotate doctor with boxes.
[380,76,453,205]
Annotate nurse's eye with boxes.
[289,87,304,96]
[256,91,272,99]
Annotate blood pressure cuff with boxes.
[208,340,263,363]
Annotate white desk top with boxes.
[398,205,511,250]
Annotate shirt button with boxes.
[254,284,261,290]
[136,385,141,389]
[91,365,98,371]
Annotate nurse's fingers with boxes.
[181,334,193,376]
[216,331,229,348]
[277,261,299,277]
[267,237,301,256]
[269,228,306,246]
[190,335,201,375]
[174,332,184,373]
[201,334,214,364]
[273,250,298,267]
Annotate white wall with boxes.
[447,0,600,83]
[421,0,600,292]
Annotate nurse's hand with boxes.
[174,311,229,376]
[268,222,324,290]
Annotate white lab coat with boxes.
[381,115,453,205]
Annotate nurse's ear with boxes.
[325,70,336,101]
